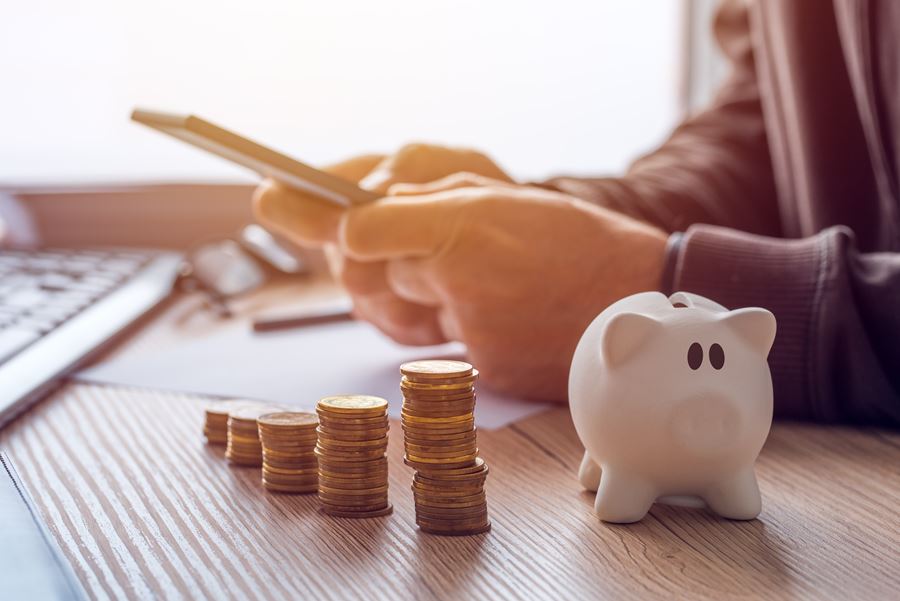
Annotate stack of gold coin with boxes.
[226,404,284,466]
[400,360,491,535]
[258,412,319,493]
[204,400,237,445]
[315,395,392,518]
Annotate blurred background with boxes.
[0,0,723,186]
[0,0,728,425]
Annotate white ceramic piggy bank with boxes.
[569,291,776,523]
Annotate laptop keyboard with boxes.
[0,248,156,364]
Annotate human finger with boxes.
[359,143,513,194]
[339,258,393,296]
[387,171,514,196]
[352,293,448,346]
[385,258,442,306]
[252,179,343,247]
[339,188,479,261]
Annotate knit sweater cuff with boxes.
[671,224,827,420]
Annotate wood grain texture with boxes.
[1,383,898,600]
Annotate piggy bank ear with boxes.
[601,313,659,368]
[722,308,777,356]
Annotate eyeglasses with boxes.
[177,224,306,317]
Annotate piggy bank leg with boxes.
[594,469,657,523]
[578,452,601,491]
[703,467,762,520]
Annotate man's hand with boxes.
[255,144,512,346]
[255,172,667,401]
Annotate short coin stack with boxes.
[258,412,320,493]
[226,404,283,466]
[204,400,240,445]
[400,360,491,535]
[315,395,392,518]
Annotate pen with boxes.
[252,305,354,332]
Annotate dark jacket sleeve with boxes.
[670,225,900,427]
[542,0,900,426]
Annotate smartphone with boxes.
[131,109,378,207]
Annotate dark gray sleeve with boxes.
[668,224,900,427]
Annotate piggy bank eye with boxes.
[709,343,725,370]
[687,342,703,370]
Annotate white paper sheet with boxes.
[75,300,551,429]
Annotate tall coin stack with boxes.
[315,395,392,518]
[226,404,283,466]
[400,360,491,535]
[258,412,319,493]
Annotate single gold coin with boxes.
[262,446,318,455]
[406,450,478,463]
[264,461,319,472]
[263,464,319,475]
[418,457,486,475]
[262,440,316,449]
[405,443,477,456]
[402,395,475,407]
[411,483,485,498]
[318,494,390,507]
[263,481,319,494]
[402,425,475,438]
[400,377,477,391]
[316,429,389,443]
[260,435,318,444]
[401,406,475,420]
[318,470,389,483]
[416,510,488,524]
[417,521,491,536]
[315,444,386,457]
[404,434,478,448]
[318,484,389,496]
[317,414,389,427]
[319,475,387,488]
[400,411,474,424]
[322,505,393,518]
[415,503,488,517]
[401,394,475,406]
[317,395,388,414]
[315,435,388,448]
[416,510,488,522]
[415,497,487,510]
[404,458,477,472]
[316,457,388,471]
[400,360,473,380]
[414,477,487,492]
[401,414,474,426]
[257,411,318,428]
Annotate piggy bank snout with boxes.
[669,392,744,455]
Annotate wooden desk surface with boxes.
[1,383,898,600]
